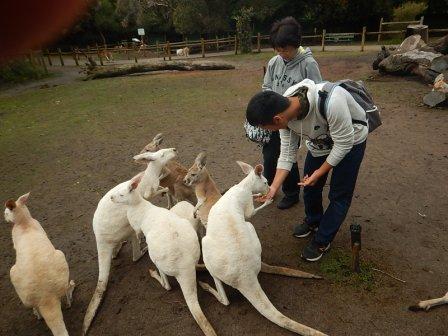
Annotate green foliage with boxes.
[0,59,48,84]
[422,0,448,27]
[320,248,376,291]
[60,0,396,45]
[233,7,254,54]
[173,0,207,34]
[393,1,427,21]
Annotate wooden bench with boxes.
[325,33,355,43]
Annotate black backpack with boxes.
[318,80,382,133]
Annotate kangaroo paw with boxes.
[33,308,42,320]
[66,280,76,308]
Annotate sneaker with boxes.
[293,219,318,238]
[301,240,331,262]
[277,195,299,210]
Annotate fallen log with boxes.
[83,60,235,80]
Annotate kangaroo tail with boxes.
[177,273,217,336]
[82,242,114,335]
[239,279,327,336]
[39,298,69,336]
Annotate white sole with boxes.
[301,243,331,262]
[293,231,312,238]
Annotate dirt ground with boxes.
[0,51,447,336]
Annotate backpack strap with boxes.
[318,82,368,127]
[318,82,337,121]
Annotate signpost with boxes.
[137,28,145,44]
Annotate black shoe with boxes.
[277,196,299,210]
[293,219,318,238]
[301,240,331,262]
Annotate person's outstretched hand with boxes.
[255,186,278,203]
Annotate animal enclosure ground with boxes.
[0,51,447,336]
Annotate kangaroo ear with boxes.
[5,199,16,210]
[236,161,253,175]
[17,192,30,205]
[254,164,264,176]
[195,152,207,168]
[153,133,163,146]
[129,173,143,191]
[133,152,156,163]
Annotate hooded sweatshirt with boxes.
[277,79,368,171]
[262,47,322,94]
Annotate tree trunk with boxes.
[83,60,235,80]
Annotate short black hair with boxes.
[246,91,290,126]
[270,17,302,49]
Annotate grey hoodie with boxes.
[262,47,322,94]
[277,79,369,170]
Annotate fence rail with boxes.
[22,25,448,68]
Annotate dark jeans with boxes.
[262,131,300,199]
[304,141,366,245]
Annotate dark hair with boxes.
[270,17,302,49]
[246,91,290,126]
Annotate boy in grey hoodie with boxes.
[257,17,322,210]
[246,79,368,262]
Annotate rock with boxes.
[430,55,448,73]
[396,35,426,53]
[423,91,447,107]
[378,49,441,75]
[434,73,448,94]
[372,46,390,70]
[428,35,448,55]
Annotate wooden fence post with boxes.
[378,17,383,42]
[314,27,318,45]
[57,48,64,66]
[72,48,79,66]
[46,49,52,66]
[201,38,205,58]
[39,51,48,74]
[37,52,43,67]
[215,35,219,52]
[321,29,326,52]
[419,16,424,24]
[361,26,366,52]
[167,41,172,60]
[257,32,261,52]
[96,43,104,65]
[185,37,189,49]
[234,35,238,55]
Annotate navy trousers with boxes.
[303,141,366,245]
[262,131,300,199]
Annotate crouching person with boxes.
[246,78,373,262]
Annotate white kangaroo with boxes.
[409,291,448,311]
[140,133,196,208]
[82,148,176,335]
[110,174,217,336]
[5,193,75,336]
[201,161,327,336]
[184,152,323,279]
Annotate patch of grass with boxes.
[320,248,376,291]
[0,59,49,84]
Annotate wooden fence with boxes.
[378,16,424,42]
[25,26,448,68]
